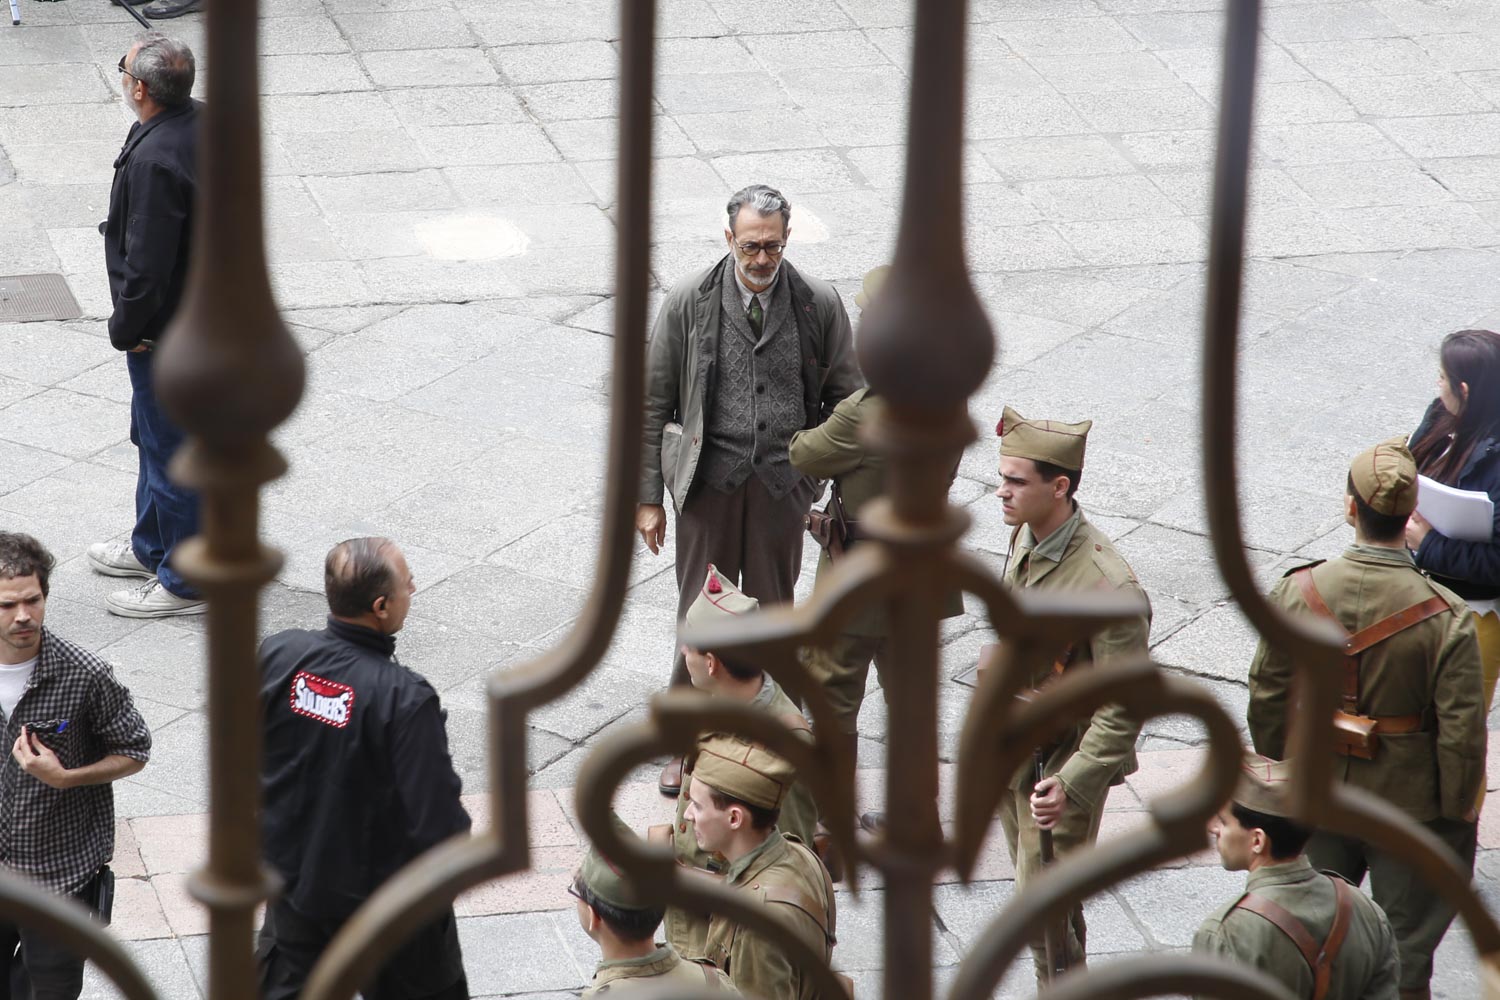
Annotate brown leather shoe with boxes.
[858,811,886,833]
[658,756,684,797]
[813,822,844,883]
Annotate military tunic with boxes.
[999,505,1149,976]
[582,944,738,997]
[700,831,835,1000]
[664,675,818,957]
[789,388,963,732]
[1247,544,1485,995]
[1193,858,1399,1000]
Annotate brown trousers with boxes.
[671,474,814,686]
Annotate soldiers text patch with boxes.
[290,671,355,729]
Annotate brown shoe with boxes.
[858,811,886,833]
[658,756,684,797]
[813,822,844,883]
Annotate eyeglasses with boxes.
[734,241,786,258]
[117,55,134,79]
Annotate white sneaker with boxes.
[105,579,207,619]
[86,541,153,579]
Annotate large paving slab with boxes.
[3,0,1500,996]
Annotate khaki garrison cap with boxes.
[1234,754,1295,818]
[1349,436,1419,517]
[684,564,759,630]
[692,734,796,810]
[854,265,890,310]
[576,813,646,911]
[997,405,1092,472]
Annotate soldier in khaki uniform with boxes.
[679,734,836,1000]
[993,406,1149,980]
[1193,754,1399,1000]
[661,566,819,955]
[1248,437,1486,1000]
[572,814,739,996]
[789,266,964,832]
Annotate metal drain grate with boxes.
[0,274,83,323]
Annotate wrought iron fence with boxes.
[11,0,1499,998]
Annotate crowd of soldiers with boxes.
[594,184,1500,1000]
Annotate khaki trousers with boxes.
[1308,818,1478,995]
[1474,611,1499,813]
[998,782,1106,983]
[670,474,814,687]
[802,634,887,734]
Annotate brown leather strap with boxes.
[1372,714,1424,734]
[1294,568,1341,630]
[1234,893,1321,972]
[1295,569,1450,719]
[1345,596,1450,654]
[700,961,722,991]
[1315,877,1356,1000]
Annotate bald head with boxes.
[324,537,413,634]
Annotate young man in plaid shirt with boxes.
[0,532,152,998]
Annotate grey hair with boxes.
[726,184,791,233]
[324,537,398,618]
[130,32,196,107]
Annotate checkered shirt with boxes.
[0,628,151,895]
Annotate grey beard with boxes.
[735,258,781,291]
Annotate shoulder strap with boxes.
[762,839,836,951]
[699,961,722,992]
[1233,893,1322,974]
[1294,568,1343,632]
[1314,876,1356,1000]
[1344,596,1450,655]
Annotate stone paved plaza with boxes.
[2,0,1500,996]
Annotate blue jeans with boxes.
[126,350,199,599]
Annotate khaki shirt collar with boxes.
[1014,505,1083,584]
[724,827,787,883]
[1344,543,1416,568]
[591,944,682,986]
[749,673,777,712]
[1244,855,1317,891]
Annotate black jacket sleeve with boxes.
[107,158,191,350]
[391,694,471,853]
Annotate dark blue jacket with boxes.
[259,617,470,922]
[104,100,199,350]
[1412,398,1500,600]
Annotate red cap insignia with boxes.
[706,566,722,594]
[995,417,1005,437]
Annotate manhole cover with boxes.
[0,274,82,323]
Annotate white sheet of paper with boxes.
[1417,476,1494,543]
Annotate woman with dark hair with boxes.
[1408,328,1500,805]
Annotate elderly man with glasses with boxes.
[638,184,862,797]
[86,33,206,619]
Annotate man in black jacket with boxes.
[86,32,205,620]
[256,538,471,1000]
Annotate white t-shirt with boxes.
[0,656,36,720]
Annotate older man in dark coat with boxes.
[86,32,205,620]
[636,184,863,795]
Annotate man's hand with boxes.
[1405,511,1433,551]
[128,344,151,353]
[11,727,71,790]
[1030,775,1068,830]
[1465,806,1480,823]
[636,504,667,555]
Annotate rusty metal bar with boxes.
[151,0,305,997]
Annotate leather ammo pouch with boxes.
[1293,568,1444,761]
[804,483,854,560]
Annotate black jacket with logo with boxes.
[104,100,200,350]
[259,617,470,921]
